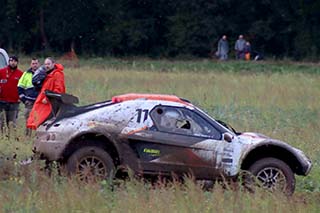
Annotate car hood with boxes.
[238,132,270,143]
[236,131,294,147]
[236,131,312,176]
[238,132,303,158]
[237,132,307,157]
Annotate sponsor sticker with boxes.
[143,148,160,156]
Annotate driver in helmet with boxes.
[161,109,190,130]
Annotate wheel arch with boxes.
[240,144,305,175]
[61,132,121,167]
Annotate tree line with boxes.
[0,0,319,59]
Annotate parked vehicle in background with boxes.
[0,48,9,69]
[33,92,312,194]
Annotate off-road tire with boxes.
[67,146,115,182]
[246,157,295,195]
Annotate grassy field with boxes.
[0,58,319,212]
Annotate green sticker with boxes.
[143,148,160,156]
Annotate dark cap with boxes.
[9,55,19,62]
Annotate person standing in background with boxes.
[235,35,246,59]
[27,57,65,130]
[0,56,23,137]
[18,58,40,136]
[217,35,229,60]
[244,41,252,61]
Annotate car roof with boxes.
[0,48,9,69]
[112,93,192,106]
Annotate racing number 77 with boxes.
[136,109,149,123]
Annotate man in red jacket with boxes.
[27,57,65,129]
[0,56,23,135]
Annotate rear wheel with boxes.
[67,146,115,182]
[246,157,295,195]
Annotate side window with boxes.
[182,109,221,139]
[151,106,221,139]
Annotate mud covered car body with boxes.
[34,92,311,193]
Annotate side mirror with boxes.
[223,132,233,143]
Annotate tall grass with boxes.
[0,169,319,212]
[1,59,319,211]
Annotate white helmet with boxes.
[161,109,181,128]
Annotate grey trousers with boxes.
[0,102,19,136]
[24,101,34,136]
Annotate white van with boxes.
[0,48,9,69]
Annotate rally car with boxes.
[33,91,312,194]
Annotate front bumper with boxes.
[294,147,312,176]
[301,157,312,176]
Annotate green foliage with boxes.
[1,0,320,59]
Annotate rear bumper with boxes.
[33,136,67,161]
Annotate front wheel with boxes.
[246,157,295,195]
[67,146,115,182]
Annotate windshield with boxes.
[194,106,237,135]
[216,119,241,135]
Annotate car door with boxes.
[128,105,226,178]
